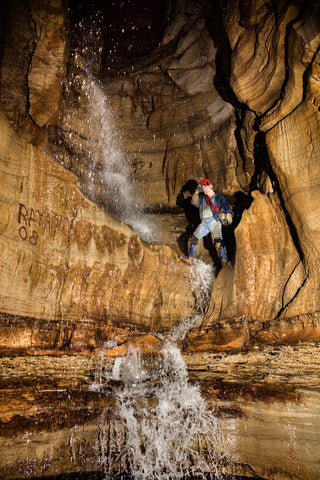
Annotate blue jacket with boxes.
[192,192,233,221]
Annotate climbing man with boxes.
[180,178,233,267]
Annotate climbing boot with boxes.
[214,238,228,266]
[180,256,194,267]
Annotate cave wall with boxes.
[0,107,194,352]
[0,0,196,355]
[0,0,319,350]
[1,1,320,480]
[49,1,244,212]
[184,0,320,350]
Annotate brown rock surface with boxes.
[0,0,320,479]
[191,0,320,348]
[1,344,320,480]
[225,0,300,113]
[187,190,302,350]
[0,108,194,353]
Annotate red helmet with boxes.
[200,178,212,187]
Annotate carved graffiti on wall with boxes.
[17,203,73,245]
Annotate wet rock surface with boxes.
[1,344,320,480]
[0,0,320,479]
[1,0,319,346]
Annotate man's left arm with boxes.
[216,193,233,224]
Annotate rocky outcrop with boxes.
[0,108,194,353]
[190,0,320,348]
[1,0,319,350]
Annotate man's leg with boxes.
[210,219,228,266]
[213,238,228,265]
[180,219,209,266]
[181,234,198,265]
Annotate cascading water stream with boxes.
[91,343,223,480]
[67,61,222,479]
[78,75,158,242]
[87,261,219,480]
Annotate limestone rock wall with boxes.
[0,0,319,352]
[1,1,320,480]
[266,57,320,321]
[189,0,320,349]
[0,109,194,353]
[48,5,243,213]
[0,0,196,354]
[0,0,66,130]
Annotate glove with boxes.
[196,184,203,192]
[226,213,233,225]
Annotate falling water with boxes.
[171,260,215,342]
[84,76,158,242]
[69,51,222,479]
[91,342,223,480]
[87,261,219,480]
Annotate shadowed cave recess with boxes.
[1,1,320,480]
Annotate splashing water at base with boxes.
[94,342,223,480]
[87,257,219,479]
[75,71,222,480]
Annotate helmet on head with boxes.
[200,178,212,187]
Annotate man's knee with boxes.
[213,237,225,248]
[190,234,199,245]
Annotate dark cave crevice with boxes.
[203,0,306,269]
[204,0,247,111]
[251,128,304,262]
[203,0,255,199]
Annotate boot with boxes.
[180,241,197,266]
[180,256,194,266]
[214,238,228,266]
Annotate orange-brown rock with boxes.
[265,70,320,321]
[189,191,301,348]
[1,1,320,479]
[194,0,320,347]
[225,0,300,113]
[1,344,320,480]
[0,109,194,354]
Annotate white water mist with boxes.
[191,259,215,311]
[97,343,223,480]
[84,78,157,241]
[170,259,215,342]
[88,259,218,479]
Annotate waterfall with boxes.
[171,259,215,342]
[77,64,220,480]
[92,342,223,480]
[87,258,217,479]
[84,77,158,242]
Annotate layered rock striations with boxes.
[1,0,320,479]
[0,0,195,356]
[187,0,320,350]
[1,0,319,353]
[0,108,194,353]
